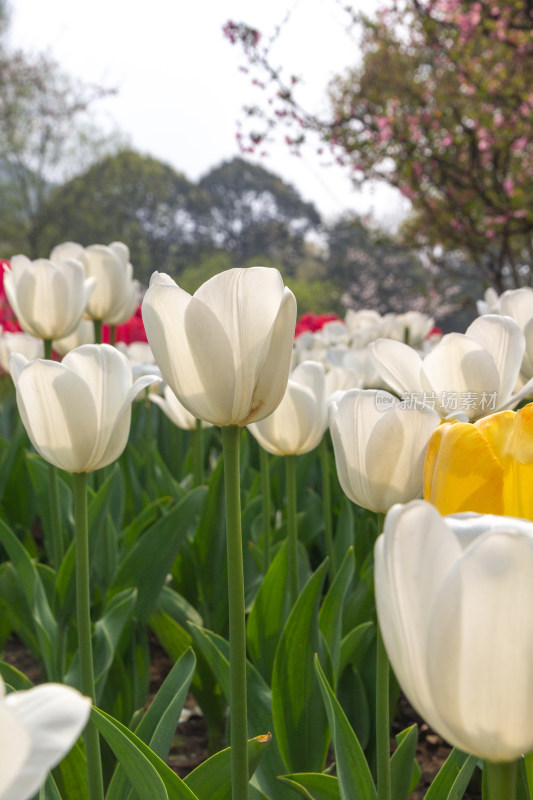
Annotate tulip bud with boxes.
[10,344,159,473]
[248,360,327,455]
[329,389,440,513]
[3,256,95,341]
[142,267,297,427]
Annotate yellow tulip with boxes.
[423,403,533,519]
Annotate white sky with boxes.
[7,0,409,227]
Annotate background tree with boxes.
[36,152,327,287]
[194,157,322,275]
[225,1,533,292]
[0,4,120,256]
[35,150,201,283]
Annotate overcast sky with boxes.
[7,0,409,226]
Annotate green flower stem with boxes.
[483,760,517,800]
[524,752,533,798]
[375,511,391,800]
[259,446,271,573]
[94,319,103,344]
[193,418,204,486]
[73,472,104,800]
[319,435,335,581]
[48,463,65,570]
[109,324,116,346]
[43,339,53,360]
[286,454,299,606]
[221,425,249,800]
[43,340,65,574]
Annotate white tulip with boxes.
[0,331,43,373]
[0,677,90,800]
[370,315,533,420]
[375,501,533,761]
[80,244,136,323]
[329,389,440,513]
[142,268,297,427]
[248,361,327,455]
[3,256,95,341]
[10,344,160,472]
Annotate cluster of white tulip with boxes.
[292,309,438,387]
[5,242,533,796]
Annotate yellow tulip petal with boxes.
[424,421,503,515]
[475,410,516,461]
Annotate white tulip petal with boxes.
[0,699,31,798]
[184,295,237,424]
[329,390,391,511]
[370,339,424,395]
[14,360,98,472]
[50,241,84,263]
[3,683,90,800]
[365,403,440,511]
[500,288,533,330]
[82,245,128,321]
[150,387,198,430]
[375,502,465,745]
[427,530,533,760]
[109,241,130,265]
[143,281,234,424]
[62,346,132,469]
[421,333,500,419]
[249,381,319,455]
[194,268,293,424]
[195,267,286,362]
[5,256,90,340]
[324,366,361,398]
[499,375,533,411]
[9,353,30,382]
[466,315,524,404]
[245,286,296,424]
[0,333,43,373]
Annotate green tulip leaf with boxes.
[148,613,226,756]
[42,773,64,800]
[184,732,271,800]
[339,622,375,677]
[52,738,89,800]
[314,656,377,800]
[271,559,330,774]
[0,426,27,504]
[332,496,355,572]
[390,725,419,800]
[278,773,341,800]
[423,748,477,800]
[0,517,60,679]
[91,706,199,800]
[189,625,295,800]
[319,547,355,681]
[65,588,137,702]
[106,648,196,800]
[0,659,34,690]
[135,647,196,756]
[246,541,290,683]
[112,486,207,621]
